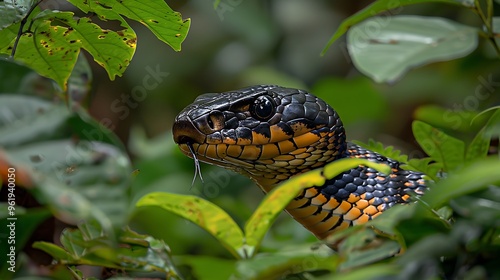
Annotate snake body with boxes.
[172,85,426,240]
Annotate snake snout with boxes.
[172,116,206,144]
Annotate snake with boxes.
[172,85,427,241]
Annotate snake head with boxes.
[172,85,347,190]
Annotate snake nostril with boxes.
[207,116,214,129]
[207,111,225,131]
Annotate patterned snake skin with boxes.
[172,85,427,240]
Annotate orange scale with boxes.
[251,131,270,145]
[334,220,351,232]
[261,143,280,159]
[205,144,217,159]
[288,205,320,218]
[197,144,208,155]
[240,146,261,160]
[401,194,411,202]
[347,194,361,204]
[404,181,415,187]
[270,125,291,142]
[314,215,341,235]
[216,144,228,158]
[311,194,328,206]
[293,133,321,148]
[287,198,309,209]
[277,140,296,154]
[331,200,353,215]
[226,145,242,157]
[344,207,363,221]
[304,187,319,198]
[363,205,379,216]
[352,214,370,225]
[355,199,369,210]
[321,198,341,211]
[236,137,252,145]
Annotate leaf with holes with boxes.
[67,0,190,51]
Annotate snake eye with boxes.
[251,95,275,121]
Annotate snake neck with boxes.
[240,125,348,193]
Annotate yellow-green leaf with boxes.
[136,192,246,259]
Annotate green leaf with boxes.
[412,120,466,172]
[414,105,487,133]
[35,224,181,277]
[465,127,490,162]
[33,241,75,262]
[353,139,409,163]
[1,19,82,90]
[232,244,337,280]
[422,157,500,208]
[67,0,190,51]
[347,15,478,83]
[0,95,70,148]
[482,107,500,138]
[49,11,136,83]
[338,231,400,270]
[5,140,131,230]
[321,0,469,55]
[136,192,246,259]
[403,157,443,181]
[0,0,33,29]
[451,186,500,227]
[244,158,390,254]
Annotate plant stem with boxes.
[474,0,500,57]
[10,0,45,58]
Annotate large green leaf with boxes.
[4,140,131,230]
[321,0,470,55]
[136,192,246,259]
[347,15,478,83]
[0,94,132,231]
[412,120,466,172]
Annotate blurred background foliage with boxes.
[1,0,500,279]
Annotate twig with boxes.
[10,0,45,58]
